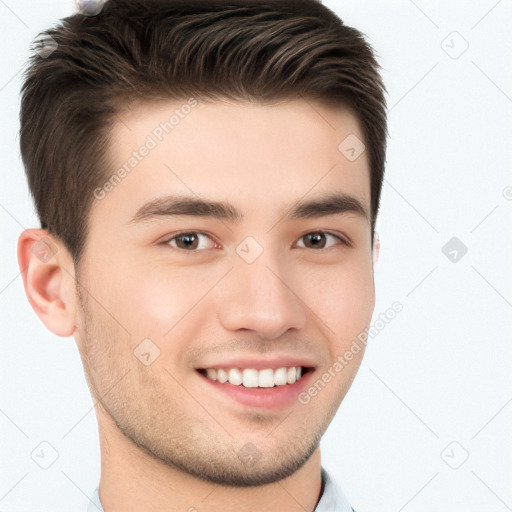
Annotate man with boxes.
[17,0,387,510]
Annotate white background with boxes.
[1,1,511,511]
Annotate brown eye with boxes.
[297,231,345,250]
[166,232,217,251]
[304,232,326,249]
[174,233,199,250]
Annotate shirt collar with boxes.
[88,466,355,512]
[315,467,355,512]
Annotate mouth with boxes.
[196,366,314,388]
[193,351,319,410]
[195,365,316,409]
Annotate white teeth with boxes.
[274,367,288,386]
[228,368,243,385]
[242,369,259,388]
[258,369,275,388]
[202,366,305,387]
[217,368,228,383]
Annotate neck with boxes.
[95,406,324,512]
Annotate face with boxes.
[74,98,375,486]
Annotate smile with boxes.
[198,366,307,388]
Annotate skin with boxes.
[18,98,380,512]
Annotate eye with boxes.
[295,231,348,250]
[164,231,219,251]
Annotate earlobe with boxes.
[17,229,78,337]
[373,232,380,267]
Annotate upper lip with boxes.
[196,356,317,371]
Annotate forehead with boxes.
[93,98,370,227]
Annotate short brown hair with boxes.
[20,0,387,263]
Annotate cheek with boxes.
[115,270,195,335]
[296,257,374,343]
[99,258,222,343]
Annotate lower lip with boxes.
[197,369,314,409]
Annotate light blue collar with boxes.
[88,466,355,511]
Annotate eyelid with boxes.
[160,231,220,252]
[160,229,352,252]
[332,232,352,247]
[294,231,352,249]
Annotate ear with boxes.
[17,229,78,337]
[372,232,380,267]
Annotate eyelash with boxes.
[160,231,351,254]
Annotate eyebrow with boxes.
[130,192,369,224]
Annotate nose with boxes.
[217,246,307,340]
